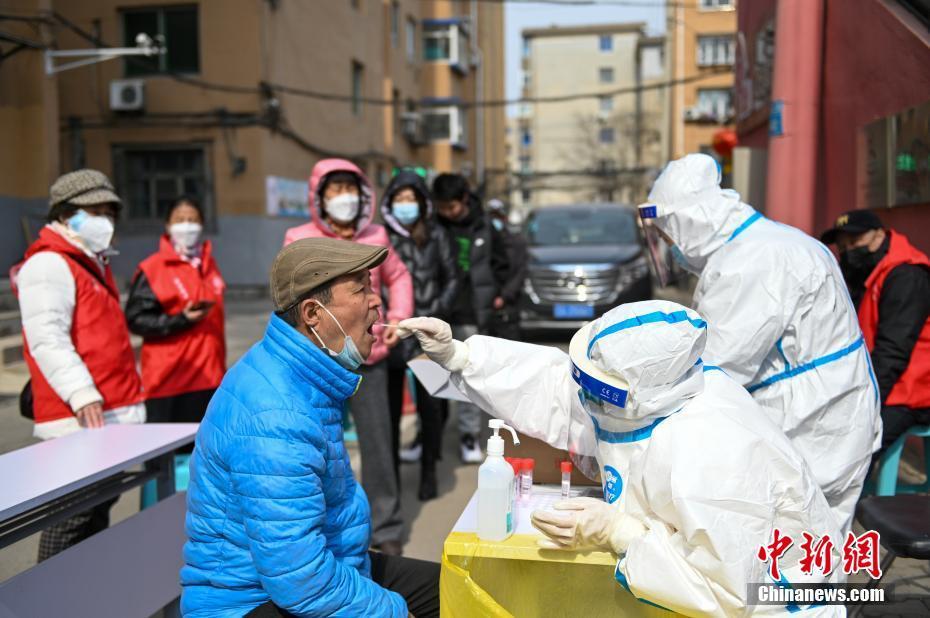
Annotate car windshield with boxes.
[525,208,638,246]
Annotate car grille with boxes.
[529,264,618,303]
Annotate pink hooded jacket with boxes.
[283,159,414,366]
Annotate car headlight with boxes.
[616,256,649,292]
[631,255,649,278]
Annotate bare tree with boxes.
[558,109,662,203]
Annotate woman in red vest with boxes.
[14,169,145,561]
[126,197,226,431]
[822,209,930,459]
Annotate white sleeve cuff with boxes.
[69,386,103,412]
[609,515,647,555]
[447,340,471,373]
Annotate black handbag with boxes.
[19,379,33,420]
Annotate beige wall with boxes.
[40,0,503,216]
[668,1,736,159]
[1,0,58,199]
[479,1,507,200]
[54,0,266,216]
[521,24,665,206]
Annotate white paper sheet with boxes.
[406,358,472,403]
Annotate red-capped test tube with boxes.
[560,461,573,498]
[520,458,535,501]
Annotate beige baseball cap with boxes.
[49,169,122,208]
[271,238,387,311]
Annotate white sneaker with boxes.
[399,442,422,463]
[460,434,484,464]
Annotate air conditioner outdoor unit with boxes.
[683,106,704,122]
[400,112,423,144]
[110,79,145,112]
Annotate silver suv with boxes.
[519,204,652,331]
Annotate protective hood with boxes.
[307,158,375,237]
[644,153,757,272]
[574,300,707,421]
[380,170,434,238]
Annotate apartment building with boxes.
[667,0,736,164]
[515,23,667,208]
[2,0,505,285]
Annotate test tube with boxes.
[560,461,573,498]
[505,458,519,512]
[520,458,534,501]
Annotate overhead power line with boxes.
[34,10,731,110]
[417,0,695,7]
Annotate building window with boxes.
[519,155,531,174]
[352,61,364,116]
[700,0,733,8]
[521,129,532,147]
[406,18,417,62]
[423,21,469,71]
[599,35,613,52]
[391,2,399,47]
[599,67,614,83]
[521,189,532,203]
[522,72,531,90]
[696,88,734,121]
[123,5,198,75]
[522,37,531,58]
[112,145,209,224]
[697,35,735,67]
[422,105,466,146]
[599,127,616,144]
[599,96,614,114]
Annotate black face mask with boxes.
[839,245,881,284]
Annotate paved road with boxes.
[1,290,927,615]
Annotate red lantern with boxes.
[712,129,738,158]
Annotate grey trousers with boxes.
[452,324,483,437]
[350,360,404,546]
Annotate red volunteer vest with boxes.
[859,230,930,408]
[136,236,226,399]
[16,228,144,424]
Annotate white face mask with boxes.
[169,222,203,250]
[67,210,114,254]
[325,193,361,223]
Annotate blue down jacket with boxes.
[180,314,407,617]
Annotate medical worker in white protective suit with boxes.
[401,300,845,618]
[638,153,881,534]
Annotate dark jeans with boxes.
[146,388,215,454]
[388,365,444,477]
[37,497,118,562]
[245,552,440,617]
[351,361,403,546]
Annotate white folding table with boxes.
[0,423,198,550]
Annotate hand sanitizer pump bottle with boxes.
[477,419,520,541]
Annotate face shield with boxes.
[567,323,631,481]
[638,203,674,287]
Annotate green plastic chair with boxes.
[873,425,930,496]
[140,453,191,510]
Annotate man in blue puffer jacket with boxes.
[181,238,439,617]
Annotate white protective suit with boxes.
[406,301,845,618]
[642,154,881,534]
